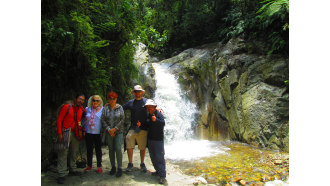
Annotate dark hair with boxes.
[75,94,85,99]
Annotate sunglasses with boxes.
[92,100,100,102]
[134,90,142,93]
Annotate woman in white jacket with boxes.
[84,95,104,173]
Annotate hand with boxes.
[151,114,156,122]
[137,120,141,127]
[109,128,117,137]
[156,107,163,115]
[59,134,63,142]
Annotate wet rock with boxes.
[231,177,242,182]
[239,179,247,185]
[143,38,288,151]
[229,69,239,90]
[250,182,264,186]
[274,160,283,165]
[218,63,228,79]
[193,176,208,184]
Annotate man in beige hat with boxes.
[122,85,149,172]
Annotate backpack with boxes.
[57,104,71,120]
[56,100,74,118]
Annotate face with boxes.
[107,97,117,104]
[133,90,144,99]
[146,105,156,115]
[75,96,85,107]
[92,96,101,108]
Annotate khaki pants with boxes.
[57,132,80,177]
[125,129,148,150]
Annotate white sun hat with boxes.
[144,99,157,107]
[131,85,145,93]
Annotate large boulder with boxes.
[150,38,289,152]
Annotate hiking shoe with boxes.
[116,168,123,177]
[140,163,147,172]
[151,171,158,176]
[159,177,166,184]
[126,163,133,172]
[84,166,93,172]
[57,177,65,184]
[109,167,116,175]
[97,167,103,173]
[68,170,82,176]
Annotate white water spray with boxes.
[152,63,197,142]
[152,63,229,160]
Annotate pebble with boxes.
[274,160,283,165]
[193,176,208,184]
[239,179,247,185]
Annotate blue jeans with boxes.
[107,133,123,168]
[148,139,166,178]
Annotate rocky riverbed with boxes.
[41,141,288,185]
[171,141,289,185]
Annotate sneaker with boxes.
[84,166,93,172]
[116,168,122,177]
[159,177,166,184]
[68,170,82,176]
[126,163,133,172]
[109,167,116,175]
[97,167,103,173]
[140,163,147,172]
[151,171,158,176]
[57,177,65,184]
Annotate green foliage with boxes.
[42,0,141,169]
[42,0,289,169]
[257,0,289,19]
[42,0,140,107]
[135,0,288,56]
[255,0,289,54]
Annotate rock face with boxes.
[133,43,156,99]
[135,39,288,152]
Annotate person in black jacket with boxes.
[144,99,167,184]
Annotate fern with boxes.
[257,0,289,19]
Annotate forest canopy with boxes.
[42,0,288,111]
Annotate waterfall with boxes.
[152,63,197,143]
[152,63,229,161]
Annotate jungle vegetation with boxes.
[41,0,288,169]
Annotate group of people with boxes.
[55,85,167,184]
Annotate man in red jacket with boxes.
[56,94,85,184]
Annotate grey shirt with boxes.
[101,104,125,135]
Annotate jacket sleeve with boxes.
[155,112,165,126]
[122,100,130,110]
[101,106,110,131]
[56,104,69,135]
[114,106,125,132]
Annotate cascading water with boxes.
[152,63,196,142]
[152,63,229,161]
